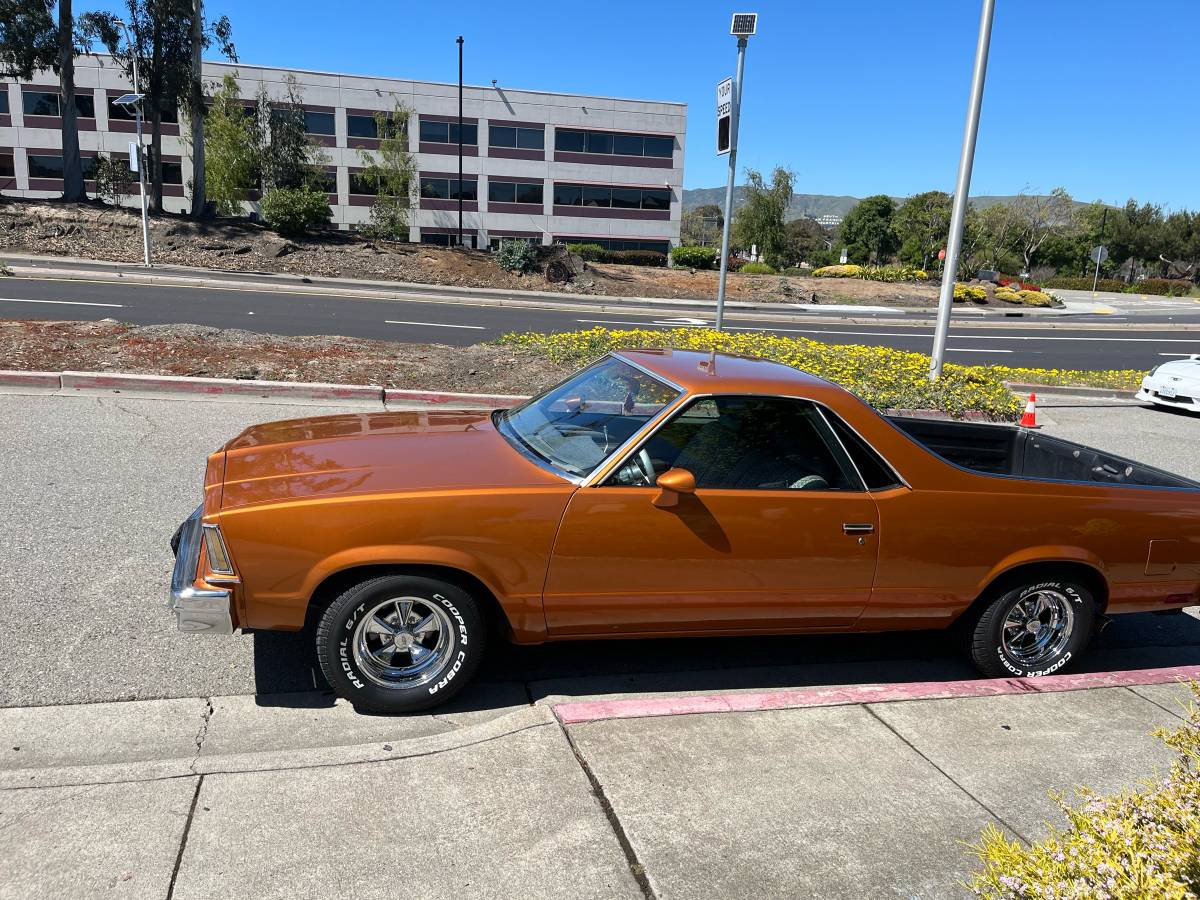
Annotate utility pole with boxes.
[715,14,757,331]
[929,0,995,380]
[457,35,464,249]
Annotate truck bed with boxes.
[887,416,1199,490]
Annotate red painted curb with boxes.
[383,388,528,407]
[552,664,1200,725]
[0,370,61,389]
[59,371,384,402]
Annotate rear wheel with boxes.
[968,578,1096,678]
[316,575,486,713]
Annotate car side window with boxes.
[823,410,904,490]
[609,396,861,491]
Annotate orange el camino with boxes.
[170,349,1200,712]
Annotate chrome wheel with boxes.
[351,596,454,689]
[1000,589,1075,667]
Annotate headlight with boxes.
[202,524,235,575]
[1147,365,1161,377]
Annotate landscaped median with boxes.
[0,320,1143,421]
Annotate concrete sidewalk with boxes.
[2,673,1194,899]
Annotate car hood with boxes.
[1150,358,1200,387]
[219,409,566,510]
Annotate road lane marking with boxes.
[1159,352,1198,357]
[0,297,124,308]
[946,348,1013,353]
[384,320,485,330]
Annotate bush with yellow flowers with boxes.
[812,263,927,283]
[987,365,1143,390]
[812,264,863,278]
[968,682,1200,899]
[500,327,1024,420]
[955,283,989,302]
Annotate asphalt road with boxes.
[1,274,1198,370]
[0,390,1197,709]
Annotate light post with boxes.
[112,19,151,267]
[714,12,757,332]
[456,35,464,250]
[929,0,995,380]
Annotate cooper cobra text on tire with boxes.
[316,575,486,713]
[968,577,1096,679]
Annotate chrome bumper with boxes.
[169,505,234,635]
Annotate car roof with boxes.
[613,348,839,397]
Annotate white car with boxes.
[1137,355,1200,412]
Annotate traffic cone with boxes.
[1019,393,1039,428]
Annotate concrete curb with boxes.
[553,664,1200,725]
[0,370,523,408]
[1006,382,1139,401]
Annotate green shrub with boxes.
[783,267,807,277]
[969,682,1200,898]
[566,242,609,262]
[670,245,718,269]
[857,264,929,283]
[496,239,537,273]
[608,249,667,267]
[740,262,777,274]
[813,264,863,278]
[1044,276,1127,292]
[1129,278,1192,297]
[260,187,331,236]
[954,283,987,302]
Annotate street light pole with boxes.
[929,0,995,380]
[715,36,747,332]
[456,35,464,250]
[117,19,151,268]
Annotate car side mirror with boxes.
[653,467,696,508]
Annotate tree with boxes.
[256,72,326,191]
[784,217,828,265]
[1009,188,1074,274]
[0,0,101,201]
[973,201,1021,273]
[201,72,254,215]
[86,0,233,212]
[732,167,793,268]
[894,190,951,270]
[838,194,898,263]
[680,203,722,247]
[356,101,414,240]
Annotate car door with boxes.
[542,395,880,635]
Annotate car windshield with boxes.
[498,356,681,478]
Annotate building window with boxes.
[420,176,477,201]
[488,236,536,251]
[347,115,377,139]
[419,119,477,145]
[0,152,13,178]
[161,161,183,185]
[349,172,378,195]
[313,171,338,193]
[489,125,543,150]
[304,110,335,136]
[108,98,178,123]
[555,128,673,159]
[0,93,8,115]
[488,180,542,205]
[23,91,59,116]
[27,154,64,178]
[421,233,451,246]
[81,156,99,179]
[553,184,671,212]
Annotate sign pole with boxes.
[929,0,995,380]
[715,39,746,332]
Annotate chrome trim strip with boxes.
[169,505,234,635]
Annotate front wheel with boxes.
[968,578,1096,678]
[316,575,486,713]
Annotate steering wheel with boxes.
[634,448,655,486]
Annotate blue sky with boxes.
[99,0,1198,208]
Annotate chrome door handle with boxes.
[842,523,874,535]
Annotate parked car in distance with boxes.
[171,349,1200,712]
[1137,355,1200,413]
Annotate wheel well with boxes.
[305,564,514,641]
[954,561,1109,629]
